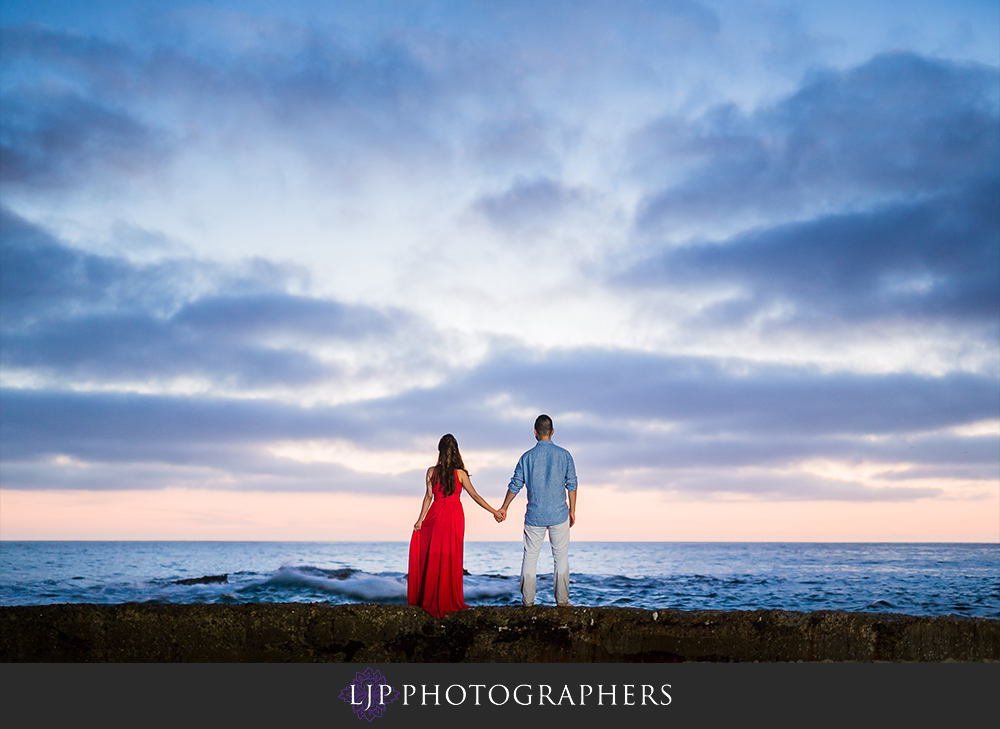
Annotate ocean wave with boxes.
[255,565,407,601]
[464,575,517,600]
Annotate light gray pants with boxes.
[520,518,570,606]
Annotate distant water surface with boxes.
[1,541,996,618]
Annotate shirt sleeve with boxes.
[565,451,578,491]
[507,454,526,494]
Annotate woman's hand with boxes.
[412,470,434,532]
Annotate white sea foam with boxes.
[464,576,518,599]
[264,566,407,601]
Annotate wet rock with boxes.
[171,574,228,586]
[0,604,996,662]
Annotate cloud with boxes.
[0,208,434,389]
[643,469,944,503]
[0,208,199,322]
[0,10,996,513]
[442,348,999,437]
[2,197,994,502]
[0,25,172,190]
[2,346,994,499]
[0,22,457,193]
[620,175,1000,333]
[0,387,428,494]
[172,293,399,340]
[0,3,730,198]
[470,177,594,232]
[0,92,167,190]
[633,52,1000,231]
[616,52,1000,343]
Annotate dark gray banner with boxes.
[2,663,995,727]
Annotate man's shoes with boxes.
[557,602,572,607]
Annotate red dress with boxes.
[407,469,470,618]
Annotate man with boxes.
[498,414,578,607]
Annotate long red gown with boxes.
[407,469,470,618]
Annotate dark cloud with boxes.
[618,52,1000,336]
[0,29,392,197]
[621,175,1000,331]
[550,424,999,482]
[3,347,993,499]
[427,348,999,439]
[0,80,170,190]
[0,456,418,494]
[2,314,338,387]
[642,471,944,503]
[1,209,188,326]
[472,115,557,169]
[172,293,398,340]
[0,209,427,388]
[0,22,481,184]
[634,52,999,229]
[470,177,592,232]
[0,4,725,195]
[0,25,138,90]
[0,388,354,464]
[0,387,425,494]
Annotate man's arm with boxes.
[565,452,578,491]
[565,450,578,526]
[498,456,525,522]
[498,489,517,522]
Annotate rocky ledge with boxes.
[1,604,997,662]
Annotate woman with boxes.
[407,433,501,618]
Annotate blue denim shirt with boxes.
[507,440,578,527]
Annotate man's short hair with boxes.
[534,414,553,436]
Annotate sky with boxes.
[1,0,997,541]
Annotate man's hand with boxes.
[495,508,507,523]
[569,511,576,527]
[499,489,517,521]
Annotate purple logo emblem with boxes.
[339,667,400,721]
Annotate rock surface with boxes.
[170,574,228,586]
[1,604,997,662]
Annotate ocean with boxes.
[1,541,997,618]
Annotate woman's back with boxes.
[408,467,468,617]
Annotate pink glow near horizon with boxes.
[2,487,995,542]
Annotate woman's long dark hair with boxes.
[434,433,466,496]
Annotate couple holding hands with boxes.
[407,414,578,618]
